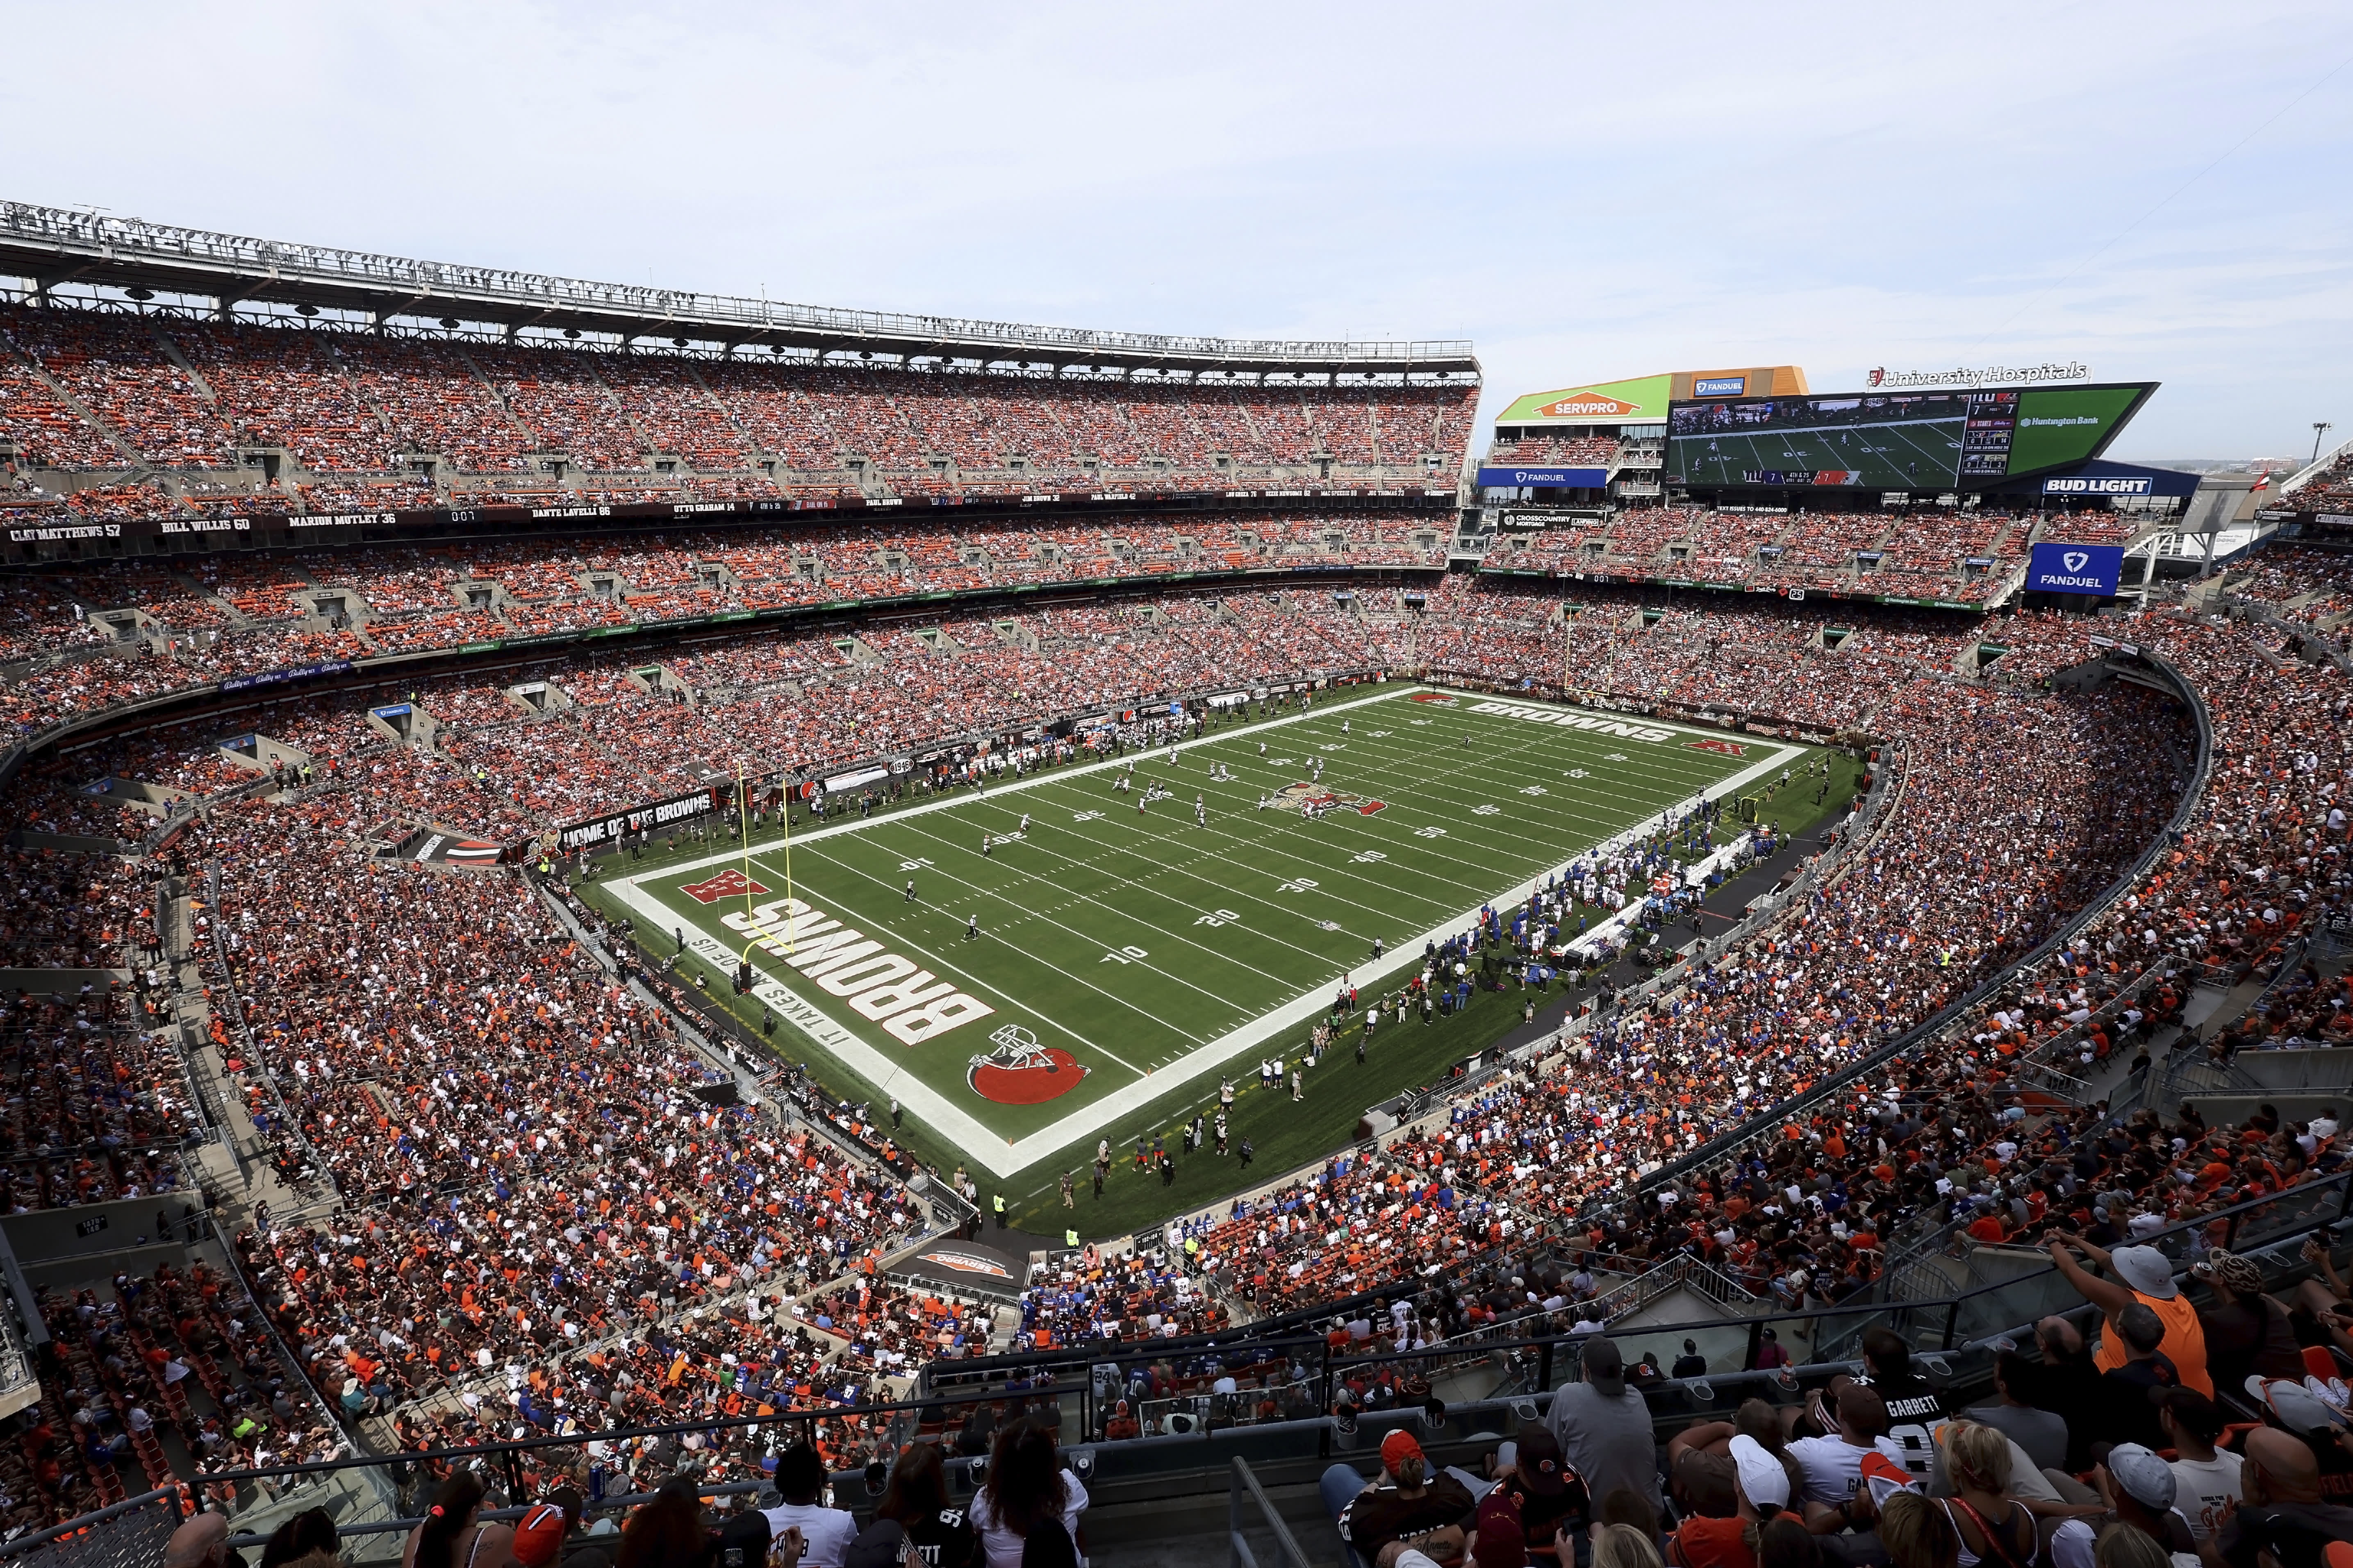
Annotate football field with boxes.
[596,686,1812,1183]
[1670,414,1964,489]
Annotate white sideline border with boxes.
[603,688,1807,1179]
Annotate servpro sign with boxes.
[1497,373,1673,426]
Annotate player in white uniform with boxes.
[1195,793,1207,826]
[1018,813,1030,837]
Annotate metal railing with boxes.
[7,1170,2346,1567]
[0,202,1477,373]
[0,1486,187,1568]
[1229,1456,1315,1568]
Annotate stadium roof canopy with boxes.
[0,202,1478,381]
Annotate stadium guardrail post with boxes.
[1941,1299,1960,1351]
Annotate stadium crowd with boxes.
[3,500,2350,1554]
[0,305,1477,516]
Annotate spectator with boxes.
[511,1503,568,1568]
[1017,1518,1079,1568]
[1861,1327,1953,1427]
[2203,1427,2353,1568]
[165,1513,232,1568]
[2189,1251,2305,1391]
[1756,1518,1820,1568]
[971,1421,1089,1568]
[2241,1380,2353,1504]
[259,1509,339,1568]
[1877,1492,1960,1568]
[2048,1239,2214,1399]
[1674,1341,1709,1379]
[2158,1391,2242,1544]
[1926,1422,2038,1568]
[1331,1430,1476,1568]
[406,1473,519,1568]
[1960,1350,2069,1475]
[1489,1423,1587,1554]
[1665,1450,1748,1568]
[1548,1337,1663,1516]
[1592,1522,1667,1568]
[2098,1304,2182,1452]
[873,1441,982,1568]
[763,1444,859,1568]
[2048,1444,2198,1568]
[2037,1317,2109,1474]
[1786,1384,1901,1511]
[1470,1489,1529,1568]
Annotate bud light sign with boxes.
[2042,475,2151,496]
[2027,541,2125,596]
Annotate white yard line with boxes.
[608,691,1808,1178]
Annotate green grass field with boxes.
[1669,415,1964,489]
[581,686,1842,1236]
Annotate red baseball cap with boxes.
[512,1503,566,1568]
[1381,1429,1425,1473]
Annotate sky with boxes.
[8,1,2351,464]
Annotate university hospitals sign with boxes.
[1866,361,2090,390]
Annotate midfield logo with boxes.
[1271,780,1385,816]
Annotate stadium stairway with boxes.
[159,877,320,1233]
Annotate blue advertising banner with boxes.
[1476,466,1609,489]
[2026,541,2125,595]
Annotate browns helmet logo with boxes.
[681,868,770,904]
[968,1024,1086,1106]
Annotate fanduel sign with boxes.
[1477,466,1609,489]
[2026,541,2125,596]
[1866,361,2090,390]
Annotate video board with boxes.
[1665,383,2153,490]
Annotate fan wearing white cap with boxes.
[2045,1233,2215,1399]
[2046,1442,2201,1568]
[1729,1436,1792,1518]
